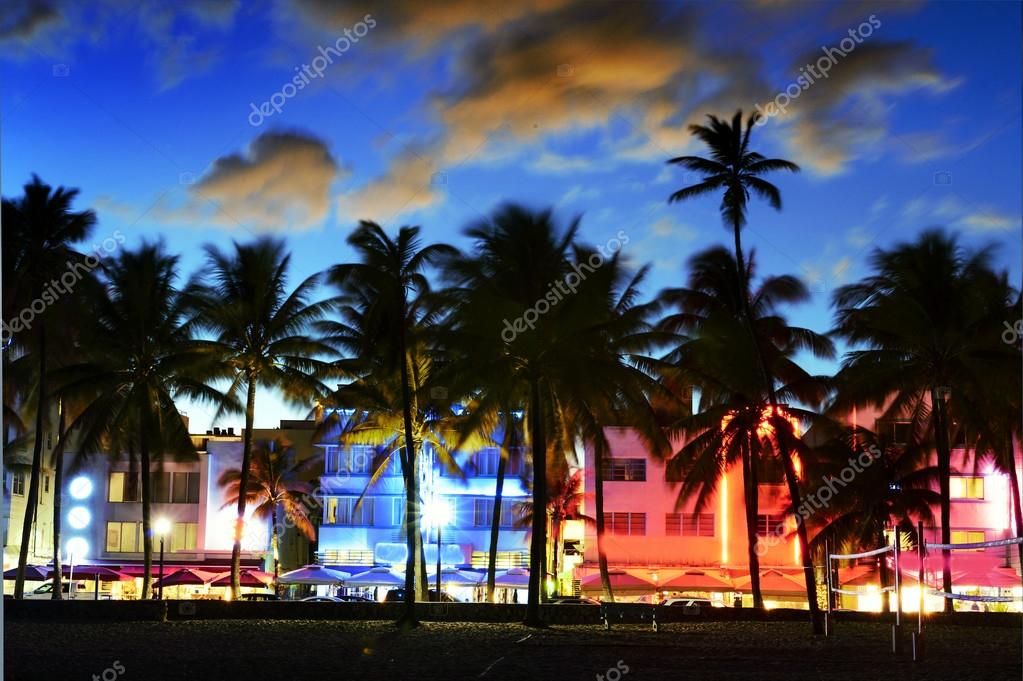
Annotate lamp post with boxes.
[155,518,171,600]
[423,497,451,601]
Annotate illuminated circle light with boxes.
[69,476,93,500]
[67,506,91,530]
[65,537,89,561]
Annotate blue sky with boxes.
[3,0,1020,431]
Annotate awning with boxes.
[343,567,405,587]
[580,571,655,592]
[278,565,350,585]
[733,569,806,596]
[153,569,220,587]
[660,570,733,592]
[209,569,273,588]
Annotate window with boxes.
[950,476,984,500]
[390,497,406,527]
[603,512,646,536]
[11,472,25,496]
[108,472,140,502]
[473,498,515,528]
[171,472,200,503]
[602,458,647,482]
[106,521,141,552]
[666,512,715,537]
[877,420,912,446]
[951,530,985,551]
[757,514,787,536]
[170,523,198,551]
[327,497,375,526]
[151,472,171,503]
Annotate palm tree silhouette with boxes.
[217,437,317,593]
[195,237,332,599]
[3,175,96,598]
[324,221,456,627]
[830,229,1018,612]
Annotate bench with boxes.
[600,602,659,631]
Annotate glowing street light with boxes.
[422,498,453,599]
[155,518,172,600]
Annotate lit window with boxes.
[11,472,25,496]
[171,523,198,551]
[108,472,140,502]
[602,458,647,482]
[756,514,787,536]
[666,513,714,537]
[473,498,515,528]
[951,529,985,551]
[950,476,984,500]
[603,512,646,536]
[106,521,139,552]
[328,497,375,525]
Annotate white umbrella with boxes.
[427,568,482,587]
[278,564,350,585]
[492,568,530,589]
[344,567,406,587]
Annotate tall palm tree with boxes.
[217,437,316,593]
[830,229,1017,612]
[324,222,456,627]
[657,247,833,610]
[443,205,670,621]
[3,175,96,598]
[195,237,332,599]
[54,242,226,598]
[667,112,823,632]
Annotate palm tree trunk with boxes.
[417,530,427,602]
[397,341,419,626]
[271,505,280,597]
[732,218,821,633]
[230,375,257,600]
[487,451,508,602]
[525,377,547,626]
[15,323,46,599]
[878,527,891,614]
[742,438,764,609]
[140,431,153,599]
[931,387,954,614]
[594,447,614,603]
[1004,440,1023,573]
[50,403,66,599]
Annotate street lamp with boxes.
[154,518,171,600]
[422,498,452,599]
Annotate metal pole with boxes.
[158,537,165,600]
[824,537,833,637]
[68,553,75,599]
[435,523,442,599]
[917,521,925,633]
[893,527,903,654]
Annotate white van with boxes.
[24,581,92,600]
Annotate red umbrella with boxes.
[209,569,273,588]
[842,567,918,587]
[661,570,733,592]
[153,568,219,587]
[3,566,50,581]
[61,565,133,581]
[734,569,806,596]
[581,571,655,592]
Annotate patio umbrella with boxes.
[950,567,1022,589]
[343,567,405,587]
[580,571,655,592]
[427,568,481,587]
[153,568,220,588]
[59,564,133,600]
[491,568,530,589]
[733,569,805,596]
[842,567,918,587]
[278,564,350,585]
[3,566,50,581]
[661,570,733,592]
[209,569,274,588]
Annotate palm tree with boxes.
[667,112,823,632]
[2,175,96,598]
[323,222,456,627]
[217,437,316,593]
[657,247,834,610]
[830,229,1017,612]
[803,424,941,612]
[54,242,226,598]
[442,205,670,621]
[195,237,332,599]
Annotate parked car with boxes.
[24,581,92,600]
[660,597,716,611]
[239,592,280,601]
[384,588,456,602]
[335,594,373,602]
[301,595,341,602]
[550,596,600,605]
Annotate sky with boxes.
[2,0,1021,432]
